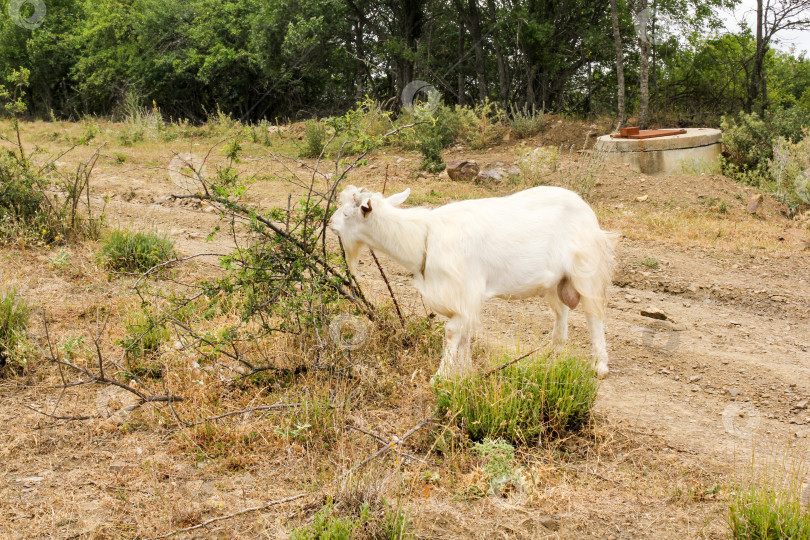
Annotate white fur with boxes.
[328,185,619,378]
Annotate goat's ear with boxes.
[386,188,410,207]
[360,199,372,217]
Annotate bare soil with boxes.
[1,119,809,539]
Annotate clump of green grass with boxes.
[290,499,412,540]
[729,484,810,539]
[119,308,169,376]
[434,350,598,445]
[638,257,660,269]
[101,229,175,273]
[0,288,32,376]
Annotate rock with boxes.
[794,400,808,410]
[109,461,130,474]
[173,341,183,351]
[446,159,480,182]
[747,193,764,214]
[507,166,521,177]
[396,157,405,163]
[689,375,703,383]
[640,307,668,321]
[635,194,649,202]
[726,388,741,398]
[795,429,810,439]
[476,167,506,185]
[266,125,287,135]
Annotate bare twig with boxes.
[151,493,309,539]
[370,250,405,327]
[480,346,544,378]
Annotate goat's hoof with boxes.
[595,363,609,379]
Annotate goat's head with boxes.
[328,185,410,271]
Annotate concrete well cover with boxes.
[595,128,722,175]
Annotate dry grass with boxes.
[1,117,807,538]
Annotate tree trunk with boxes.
[638,0,650,128]
[454,0,488,102]
[457,24,466,106]
[750,0,766,114]
[609,0,625,127]
[487,0,509,109]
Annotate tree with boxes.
[609,0,626,126]
[746,0,810,113]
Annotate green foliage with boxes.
[728,485,810,539]
[0,288,31,376]
[472,438,527,496]
[101,230,176,273]
[509,103,544,139]
[722,109,810,212]
[434,351,598,445]
[119,308,169,374]
[290,499,413,540]
[299,120,327,159]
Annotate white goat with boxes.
[328,185,619,378]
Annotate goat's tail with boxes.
[567,229,619,318]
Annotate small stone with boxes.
[476,168,506,185]
[794,400,808,410]
[795,429,810,439]
[635,194,649,202]
[640,307,668,321]
[689,375,703,383]
[691,385,701,392]
[396,157,405,163]
[173,341,183,351]
[727,388,741,397]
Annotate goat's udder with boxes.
[557,277,580,309]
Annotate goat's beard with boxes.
[339,236,364,275]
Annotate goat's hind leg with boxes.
[582,297,609,378]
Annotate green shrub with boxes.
[509,103,545,139]
[434,350,598,445]
[728,484,810,539]
[299,120,328,159]
[721,106,810,190]
[0,288,32,376]
[101,229,176,273]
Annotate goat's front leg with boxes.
[546,293,570,348]
[435,316,473,379]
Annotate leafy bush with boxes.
[728,484,810,539]
[101,230,176,273]
[434,350,598,445]
[509,103,545,139]
[0,68,103,244]
[721,106,810,194]
[299,120,328,158]
[0,288,31,376]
